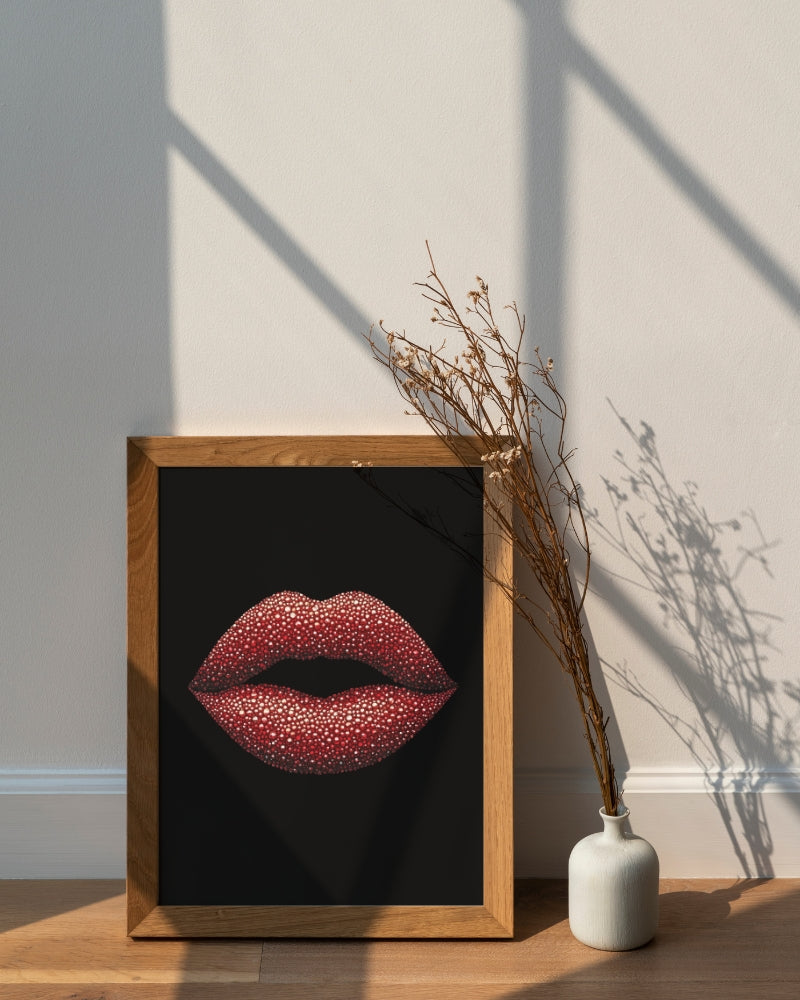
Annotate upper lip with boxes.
[189,591,457,774]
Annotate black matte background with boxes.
[157,466,484,905]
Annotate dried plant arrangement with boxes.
[368,246,620,815]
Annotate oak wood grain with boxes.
[483,479,514,937]
[0,881,260,985]
[131,904,512,939]
[127,440,160,933]
[2,988,798,1000]
[1,986,796,1000]
[128,435,484,468]
[256,878,800,986]
[1,879,798,998]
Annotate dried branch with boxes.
[367,247,620,814]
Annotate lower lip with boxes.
[193,682,455,774]
[189,591,457,774]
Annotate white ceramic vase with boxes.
[568,806,659,951]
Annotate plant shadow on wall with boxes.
[586,403,791,877]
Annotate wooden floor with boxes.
[0,878,798,998]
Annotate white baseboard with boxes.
[514,765,800,796]
[0,769,126,795]
[2,767,799,878]
[514,766,800,878]
[0,771,126,878]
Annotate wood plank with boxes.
[130,903,512,939]
[2,985,800,1000]
[128,435,484,468]
[1,879,799,997]
[127,439,160,933]
[257,878,800,986]
[482,479,515,937]
[0,881,261,985]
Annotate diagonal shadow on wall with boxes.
[564,32,800,317]
[167,111,374,343]
[514,1,800,319]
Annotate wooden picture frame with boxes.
[127,436,513,938]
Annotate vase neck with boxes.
[600,806,630,841]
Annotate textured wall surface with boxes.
[2,0,798,877]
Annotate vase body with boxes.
[568,807,659,951]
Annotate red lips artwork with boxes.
[189,591,458,774]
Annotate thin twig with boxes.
[367,251,619,814]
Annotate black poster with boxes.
[157,465,484,906]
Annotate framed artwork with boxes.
[127,436,513,937]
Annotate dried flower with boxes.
[367,245,620,815]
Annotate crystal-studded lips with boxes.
[189,591,457,774]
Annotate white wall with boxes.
[2,0,799,878]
